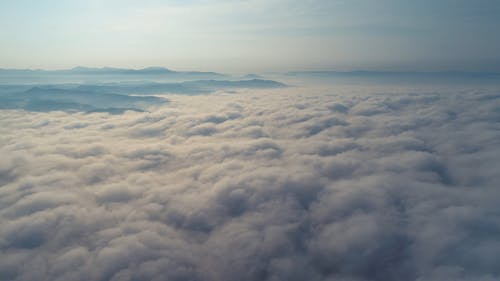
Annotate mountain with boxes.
[0,66,227,84]
[0,78,287,113]
[0,66,222,76]
[185,79,286,89]
[73,79,287,95]
[0,86,167,113]
[242,74,265,79]
[286,70,500,79]
[67,66,175,75]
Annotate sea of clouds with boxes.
[1,85,499,281]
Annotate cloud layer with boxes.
[1,87,499,281]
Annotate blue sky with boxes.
[1,0,499,72]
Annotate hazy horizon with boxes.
[3,65,500,77]
[1,0,500,73]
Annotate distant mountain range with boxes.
[0,86,168,114]
[66,66,176,75]
[0,66,228,84]
[73,79,287,95]
[0,66,223,76]
[0,79,287,113]
[0,66,287,113]
[3,67,499,79]
[286,70,500,79]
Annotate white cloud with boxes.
[0,87,499,280]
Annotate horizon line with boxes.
[1,66,500,75]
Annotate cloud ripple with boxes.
[0,88,499,281]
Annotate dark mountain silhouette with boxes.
[0,79,286,113]
[0,66,228,84]
[286,70,500,79]
[0,66,222,76]
[0,86,167,113]
[75,79,287,95]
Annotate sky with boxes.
[0,0,500,73]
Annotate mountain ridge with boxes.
[286,70,500,77]
[0,66,224,77]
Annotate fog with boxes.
[1,77,499,280]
